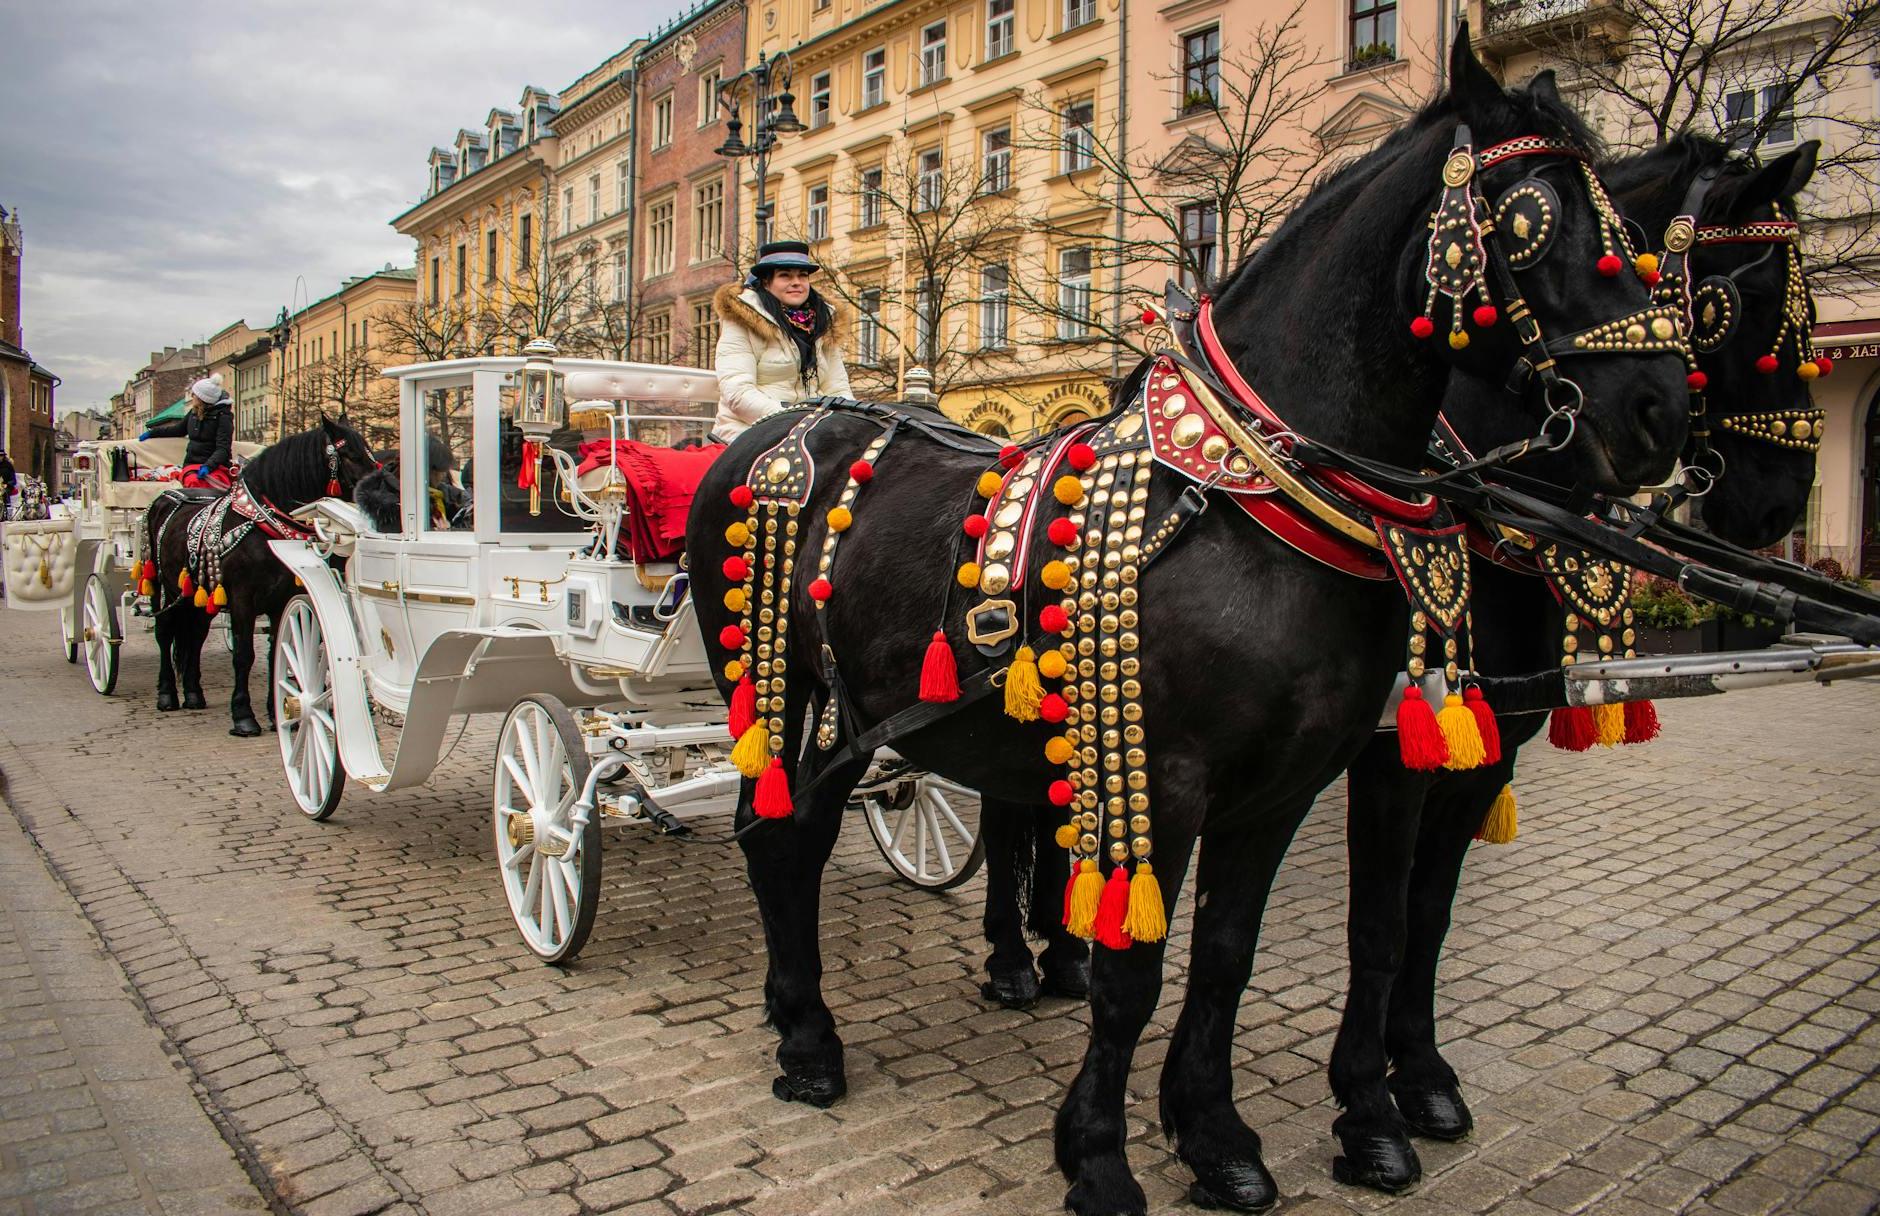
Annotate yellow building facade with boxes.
[273,267,419,448]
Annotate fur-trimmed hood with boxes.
[713,283,849,355]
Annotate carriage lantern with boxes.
[517,337,565,516]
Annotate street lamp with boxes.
[715,50,805,258]
[269,305,295,445]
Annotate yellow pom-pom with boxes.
[1797,360,1820,381]
[1448,329,1471,350]
[1053,475,1084,505]
[1123,862,1167,943]
[1438,692,1487,770]
[1038,649,1068,679]
[725,521,751,547]
[956,562,981,589]
[1003,647,1043,722]
[1039,561,1071,591]
[723,588,747,611]
[731,722,771,779]
[724,660,745,681]
[1045,735,1076,765]
[1593,701,1626,747]
[826,506,853,532]
[977,470,1005,498]
[1478,784,1518,844]
[1635,252,1660,275]
[1054,823,1079,850]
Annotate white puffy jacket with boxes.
[712,284,851,441]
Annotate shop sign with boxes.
[1816,343,1877,362]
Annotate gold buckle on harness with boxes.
[965,598,1018,647]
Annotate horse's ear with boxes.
[1447,23,1504,117]
[1529,69,1562,107]
[1730,140,1819,219]
[318,411,333,430]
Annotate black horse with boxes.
[1326,134,1825,1192]
[687,37,1690,1215]
[145,416,376,734]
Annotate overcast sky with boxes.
[1,0,677,413]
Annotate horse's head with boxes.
[320,413,379,498]
[1406,36,1690,492]
[1658,141,1823,548]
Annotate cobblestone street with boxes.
[0,604,1875,1216]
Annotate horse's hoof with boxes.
[156,692,179,712]
[1063,1158,1146,1216]
[1041,957,1091,1000]
[1391,1077,1473,1141]
[981,969,1041,1011]
[1188,1159,1279,1212]
[1331,1131,1421,1194]
[182,693,207,710]
[771,1070,845,1108]
[230,720,263,738]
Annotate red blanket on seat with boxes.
[576,440,726,561]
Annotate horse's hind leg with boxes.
[153,609,180,712]
[227,603,262,737]
[980,797,1046,1009]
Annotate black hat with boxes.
[749,240,820,278]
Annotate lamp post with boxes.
[269,305,294,445]
[714,50,805,261]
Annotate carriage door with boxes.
[351,534,418,704]
[397,395,478,668]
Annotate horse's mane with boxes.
[1603,133,1797,227]
[243,420,359,506]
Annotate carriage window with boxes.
[415,393,465,533]
[496,383,590,536]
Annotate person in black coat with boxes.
[144,378,235,489]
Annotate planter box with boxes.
[1717,618,1783,650]
[1632,620,1718,655]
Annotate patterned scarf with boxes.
[755,285,833,387]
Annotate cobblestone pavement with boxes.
[0,604,1874,1216]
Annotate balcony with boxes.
[1478,0,1633,54]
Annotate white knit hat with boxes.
[189,377,229,405]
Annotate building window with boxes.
[561,187,573,234]
[857,289,881,364]
[1065,0,1096,30]
[693,178,725,261]
[691,299,719,368]
[1061,100,1095,173]
[980,264,1009,349]
[1179,202,1218,293]
[807,183,830,241]
[917,148,944,212]
[859,167,885,228]
[612,250,628,301]
[699,68,721,124]
[1349,0,1396,67]
[915,278,937,363]
[1181,26,1221,113]
[921,21,948,87]
[810,71,832,128]
[641,310,672,363]
[519,213,533,267]
[587,174,601,224]
[648,199,675,275]
[430,256,440,301]
[862,47,887,108]
[986,0,1015,60]
[485,229,498,281]
[981,127,1012,194]
[653,93,674,148]
[1058,247,1092,339]
[455,244,466,295]
[1724,84,1798,148]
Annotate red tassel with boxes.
[1623,699,1660,744]
[1093,866,1133,950]
[1396,685,1449,770]
[142,560,157,581]
[518,441,538,488]
[728,677,756,738]
[754,757,793,818]
[1464,686,1502,765]
[918,630,959,702]
[1548,706,1597,751]
[326,479,342,497]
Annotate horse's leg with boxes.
[153,607,180,712]
[1057,813,1198,1216]
[228,601,262,737]
[1384,760,1513,1143]
[745,753,867,1109]
[1155,803,1306,1213]
[180,612,209,709]
[1327,741,1430,1193]
[980,797,1044,1009]
[1033,804,1090,998]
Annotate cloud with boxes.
[0,0,679,411]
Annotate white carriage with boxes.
[265,345,982,963]
[0,437,261,694]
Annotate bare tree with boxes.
[375,296,505,456]
[277,345,399,448]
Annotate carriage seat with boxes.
[571,438,726,563]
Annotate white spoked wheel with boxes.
[493,695,600,965]
[81,575,119,695]
[863,776,985,891]
[273,595,344,820]
[60,603,78,663]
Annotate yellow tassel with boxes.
[826,506,852,532]
[1478,784,1518,844]
[1054,823,1079,849]
[1038,648,1068,679]
[1003,647,1043,721]
[731,722,771,779]
[1437,693,1486,770]
[725,521,751,547]
[139,579,153,596]
[212,584,228,607]
[1067,860,1103,939]
[1592,702,1626,747]
[192,586,209,608]
[1122,862,1167,943]
[1044,735,1075,765]
[977,470,1005,498]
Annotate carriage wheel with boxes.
[60,603,78,663]
[81,575,119,695]
[493,695,600,965]
[273,595,344,820]
[863,776,985,891]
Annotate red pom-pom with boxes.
[1047,518,1079,547]
[1815,357,1833,377]
[919,631,959,703]
[999,444,1025,469]
[719,625,746,650]
[1038,693,1069,723]
[849,460,874,483]
[1472,305,1499,329]
[1686,371,1709,392]
[729,484,754,508]
[1464,686,1502,766]
[1039,604,1070,633]
[1597,254,1623,277]
[729,677,756,738]
[1093,865,1133,950]
[808,577,833,602]
[963,514,990,539]
[1640,270,1662,287]
[1755,354,1779,375]
[1047,780,1074,806]
[754,757,794,818]
[1548,705,1597,751]
[1141,306,1158,326]
[1066,443,1097,471]
[1396,684,1449,771]
[1409,316,1436,340]
[1623,698,1660,744]
[722,555,749,581]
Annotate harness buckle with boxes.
[964,599,1018,648]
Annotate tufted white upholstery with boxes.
[1,519,77,610]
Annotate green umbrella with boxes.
[147,396,191,426]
